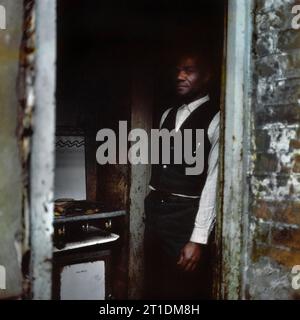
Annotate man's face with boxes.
[174,56,207,100]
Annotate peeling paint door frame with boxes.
[30,0,56,300]
[219,0,254,299]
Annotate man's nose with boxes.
[177,70,187,81]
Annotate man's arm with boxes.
[190,113,219,244]
[177,112,220,271]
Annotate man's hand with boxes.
[177,242,202,272]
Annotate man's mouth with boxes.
[176,85,188,89]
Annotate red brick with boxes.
[252,244,300,268]
[268,247,300,268]
[293,154,300,173]
[290,139,300,149]
[272,227,300,250]
[273,202,300,225]
[253,200,273,221]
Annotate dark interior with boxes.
[56,0,225,131]
[55,0,225,299]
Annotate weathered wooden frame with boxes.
[30,0,56,300]
[219,0,254,299]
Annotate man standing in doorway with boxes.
[144,46,220,300]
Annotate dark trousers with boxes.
[143,191,213,300]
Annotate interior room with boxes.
[53,0,225,300]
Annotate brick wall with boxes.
[247,0,300,299]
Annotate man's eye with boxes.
[185,68,196,73]
[173,67,196,75]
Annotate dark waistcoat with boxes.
[150,99,218,197]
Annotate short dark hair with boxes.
[173,45,213,74]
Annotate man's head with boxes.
[173,50,212,103]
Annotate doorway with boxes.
[54,0,226,299]
[29,0,254,300]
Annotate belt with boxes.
[151,189,199,203]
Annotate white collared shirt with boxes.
[149,95,220,245]
[160,95,211,132]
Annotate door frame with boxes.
[29,0,254,300]
[30,0,56,300]
[218,0,254,300]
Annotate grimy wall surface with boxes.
[0,0,23,298]
[247,0,300,299]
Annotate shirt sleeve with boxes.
[190,112,220,245]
